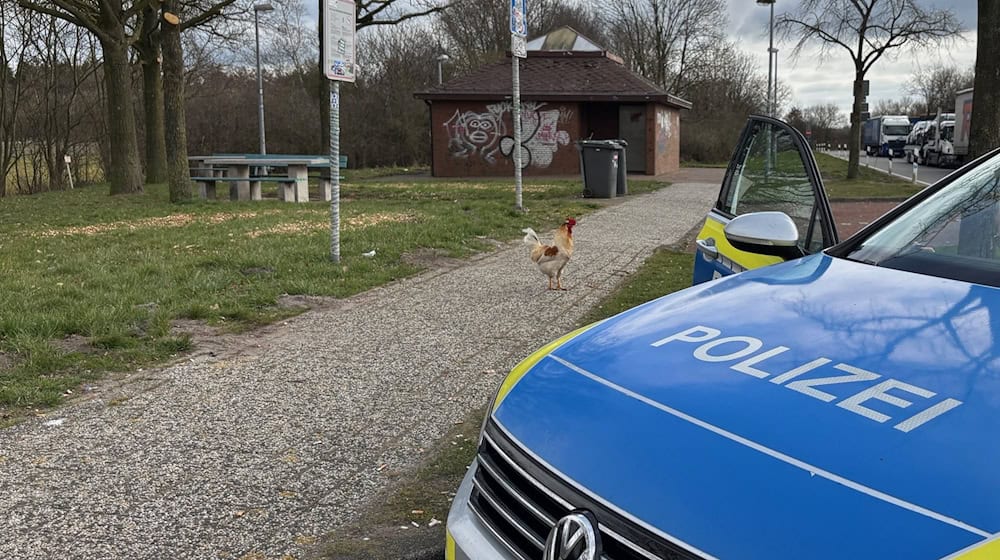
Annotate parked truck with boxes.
[953,88,974,161]
[909,89,974,167]
[862,115,912,157]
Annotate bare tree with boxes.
[681,41,768,161]
[778,0,962,179]
[16,0,150,194]
[806,103,844,145]
[873,96,918,116]
[601,0,726,93]
[0,0,29,197]
[907,64,974,116]
[341,23,438,167]
[135,4,168,184]
[162,2,192,201]
[969,0,1000,158]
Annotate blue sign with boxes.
[510,0,527,37]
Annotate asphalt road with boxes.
[824,149,956,186]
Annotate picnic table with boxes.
[188,154,347,203]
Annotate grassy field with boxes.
[815,152,922,200]
[0,177,667,415]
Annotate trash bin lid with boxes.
[576,139,622,148]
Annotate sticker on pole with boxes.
[510,0,527,37]
[511,34,527,58]
[323,0,356,82]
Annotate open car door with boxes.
[692,115,839,284]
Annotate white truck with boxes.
[862,115,912,157]
[914,89,973,167]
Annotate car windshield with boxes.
[884,125,911,136]
[844,151,1000,287]
[942,124,955,142]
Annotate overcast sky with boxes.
[728,0,978,119]
[307,0,977,120]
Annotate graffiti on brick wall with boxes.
[443,110,506,164]
[443,102,571,168]
[656,110,673,155]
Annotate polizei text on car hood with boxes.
[492,254,1000,560]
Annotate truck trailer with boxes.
[862,115,912,157]
[953,88,974,161]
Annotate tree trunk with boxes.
[162,4,192,202]
[141,53,168,183]
[101,38,144,194]
[847,73,864,179]
[969,0,1000,159]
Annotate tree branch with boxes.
[18,0,82,28]
[357,1,446,29]
[180,0,238,30]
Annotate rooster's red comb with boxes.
[565,217,577,226]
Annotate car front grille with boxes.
[468,421,707,560]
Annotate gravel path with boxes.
[0,183,717,560]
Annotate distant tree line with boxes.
[4,0,972,199]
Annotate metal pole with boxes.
[437,60,443,85]
[329,81,341,263]
[255,10,266,154]
[512,55,523,211]
[767,2,774,117]
[773,48,778,116]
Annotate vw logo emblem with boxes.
[543,510,602,560]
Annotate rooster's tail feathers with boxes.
[522,228,540,246]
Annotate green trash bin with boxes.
[577,140,620,198]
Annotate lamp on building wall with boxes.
[757,0,776,117]
[254,3,274,154]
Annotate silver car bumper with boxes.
[446,458,518,560]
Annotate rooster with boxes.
[522,218,576,290]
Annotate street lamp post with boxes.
[435,53,450,85]
[757,0,776,117]
[254,3,274,155]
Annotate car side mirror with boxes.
[724,212,804,260]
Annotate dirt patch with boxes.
[50,335,93,355]
[401,248,466,270]
[276,294,342,311]
[246,220,326,238]
[344,213,418,229]
[169,319,250,360]
[245,213,418,239]
[30,210,288,239]
[0,351,17,371]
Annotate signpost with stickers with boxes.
[511,0,527,210]
[322,0,356,262]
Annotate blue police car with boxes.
[445,116,1000,560]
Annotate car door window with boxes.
[718,119,830,253]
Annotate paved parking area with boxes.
[0,182,718,559]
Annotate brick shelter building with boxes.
[415,28,692,178]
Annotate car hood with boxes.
[492,254,1000,560]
